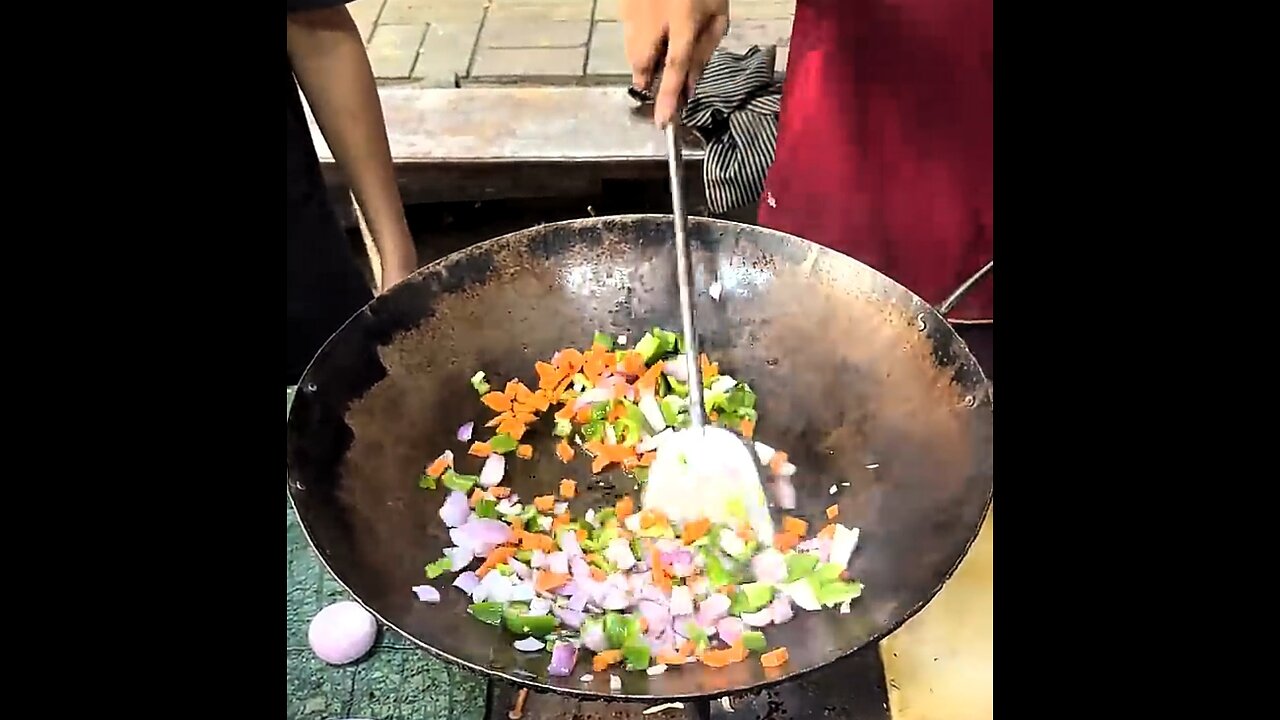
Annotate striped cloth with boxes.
[681,46,784,214]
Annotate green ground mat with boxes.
[287,387,487,720]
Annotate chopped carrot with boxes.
[586,553,602,565]
[728,640,748,663]
[425,452,453,478]
[475,546,516,578]
[607,403,625,422]
[615,496,635,519]
[619,351,646,376]
[740,417,756,438]
[534,570,570,593]
[760,647,790,668]
[533,495,556,512]
[520,532,556,552]
[592,649,623,672]
[826,504,839,520]
[721,584,737,596]
[469,441,493,458]
[700,353,719,378]
[774,531,802,552]
[490,486,511,499]
[656,649,687,665]
[818,523,838,541]
[576,528,587,542]
[708,410,720,422]
[495,418,527,440]
[782,516,809,537]
[637,616,648,632]
[469,489,486,507]
[769,451,790,475]
[638,451,656,467]
[635,362,664,397]
[559,478,577,498]
[516,444,534,459]
[621,456,640,471]
[552,513,570,530]
[681,518,711,544]
[575,405,593,423]
[589,566,607,581]
[677,639,696,657]
[534,361,561,390]
[651,548,672,592]
[555,440,575,463]
[554,404,576,422]
[481,392,512,412]
[485,415,504,428]
[701,648,739,668]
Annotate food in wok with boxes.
[409,328,864,681]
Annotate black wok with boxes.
[285,215,993,702]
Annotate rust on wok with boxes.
[285,214,993,702]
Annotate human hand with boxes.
[621,0,730,127]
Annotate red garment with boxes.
[758,0,993,321]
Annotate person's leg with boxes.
[287,211,374,385]
[954,324,993,381]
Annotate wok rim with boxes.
[286,213,994,702]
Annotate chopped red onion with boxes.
[582,622,608,652]
[709,375,737,394]
[509,581,536,603]
[567,591,590,612]
[439,491,471,528]
[479,453,505,488]
[750,549,788,585]
[668,586,694,616]
[507,558,532,580]
[527,597,552,616]
[716,616,744,644]
[769,595,794,624]
[779,579,821,611]
[662,360,689,382]
[548,641,578,676]
[530,549,548,568]
[696,593,731,626]
[573,387,612,410]
[740,609,773,627]
[496,498,523,516]
[554,501,569,515]
[604,538,637,570]
[646,663,669,676]
[513,637,545,652]
[638,600,671,635]
[772,476,796,510]
[457,421,474,442]
[443,546,474,572]
[753,442,776,465]
[453,571,480,595]
[411,584,441,603]
[601,588,630,610]
[552,605,585,629]
[610,675,622,692]
[457,517,513,547]
[548,551,570,575]
[557,530,583,557]
[556,580,580,597]
[671,615,696,639]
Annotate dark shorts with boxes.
[286,203,373,385]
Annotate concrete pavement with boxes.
[346,0,795,85]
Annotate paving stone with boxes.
[595,0,620,21]
[413,22,481,83]
[731,0,797,20]
[486,0,593,22]
[368,23,427,78]
[720,18,794,52]
[587,21,629,76]
[481,19,589,48]
[348,0,386,42]
[380,0,488,25]
[471,46,586,77]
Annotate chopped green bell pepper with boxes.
[785,553,819,582]
[731,582,774,614]
[467,602,504,626]
[623,638,651,670]
[817,580,864,607]
[470,371,491,395]
[441,469,478,493]
[593,331,615,350]
[489,433,519,454]
[503,602,559,638]
[424,556,453,579]
[418,473,437,490]
[741,631,768,652]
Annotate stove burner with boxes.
[485,643,891,720]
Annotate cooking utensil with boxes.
[286,215,993,702]
[646,123,774,539]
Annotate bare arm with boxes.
[287,4,417,290]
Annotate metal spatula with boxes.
[640,122,777,543]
